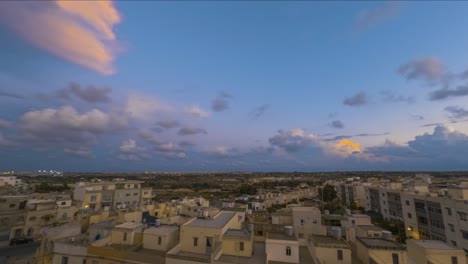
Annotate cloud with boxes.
[367,126,468,167]
[445,106,468,120]
[251,104,270,119]
[398,57,444,83]
[212,92,232,112]
[64,147,94,158]
[269,129,320,153]
[177,127,207,136]
[410,114,424,121]
[324,132,389,142]
[118,139,149,161]
[421,123,443,128]
[0,1,122,75]
[0,90,24,99]
[329,120,344,129]
[343,92,368,106]
[179,141,196,148]
[138,129,186,159]
[381,91,414,104]
[156,120,180,129]
[57,82,111,103]
[0,119,12,129]
[20,106,127,149]
[354,2,400,30]
[331,139,361,156]
[208,145,239,158]
[184,105,209,118]
[429,85,468,100]
[126,94,173,121]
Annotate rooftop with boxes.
[309,235,350,249]
[322,214,348,221]
[411,239,456,250]
[266,232,296,241]
[357,237,405,250]
[144,226,179,235]
[114,222,143,230]
[357,225,386,232]
[223,229,251,239]
[185,211,236,228]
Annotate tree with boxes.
[318,185,337,202]
[237,184,257,195]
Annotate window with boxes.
[405,200,410,206]
[123,232,127,241]
[158,237,162,245]
[286,246,291,256]
[9,203,15,208]
[392,253,399,264]
[337,249,343,260]
[90,196,96,202]
[462,230,468,240]
[407,213,412,219]
[239,242,244,251]
[61,256,69,264]
[27,227,33,237]
[447,207,452,216]
[82,259,87,264]
[459,212,467,221]
[452,240,457,247]
[193,237,198,246]
[300,219,304,225]
[144,192,148,195]
[134,193,138,196]
[313,220,318,224]
[62,213,67,219]
[102,185,108,190]
[126,193,131,197]
[134,184,138,188]
[298,233,304,239]
[61,201,66,205]
[452,256,458,264]
[449,224,455,232]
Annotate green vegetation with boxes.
[318,184,337,202]
[237,184,257,195]
[34,182,70,193]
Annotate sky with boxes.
[1,1,468,172]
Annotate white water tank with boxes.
[382,231,392,240]
[284,226,294,236]
[332,227,342,239]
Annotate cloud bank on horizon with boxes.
[1,1,468,171]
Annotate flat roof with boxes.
[266,232,296,241]
[322,214,348,221]
[411,240,456,250]
[114,222,143,230]
[144,226,178,235]
[357,237,405,250]
[310,235,350,249]
[185,211,236,228]
[357,225,386,232]
[223,229,250,239]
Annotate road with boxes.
[0,241,40,259]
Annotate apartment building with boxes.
[336,183,367,209]
[407,239,467,264]
[73,179,144,211]
[355,237,407,264]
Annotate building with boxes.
[308,235,352,264]
[265,231,299,264]
[355,237,407,264]
[143,225,179,251]
[407,239,467,264]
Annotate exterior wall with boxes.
[308,243,351,264]
[113,189,141,208]
[221,238,253,257]
[355,241,407,264]
[265,239,299,264]
[111,228,143,246]
[52,254,87,264]
[407,239,467,264]
[291,207,322,245]
[84,192,102,211]
[143,231,178,251]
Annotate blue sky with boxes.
[1,1,468,172]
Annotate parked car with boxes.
[9,237,33,246]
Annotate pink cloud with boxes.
[0,1,122,75]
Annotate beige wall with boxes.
[111,228,143,246]
[143,231,178,251]
[222,238,253,257]
[308,244,351,264]
[407,240,467,264]
[266,239,299,264]
[356,241,407,264]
